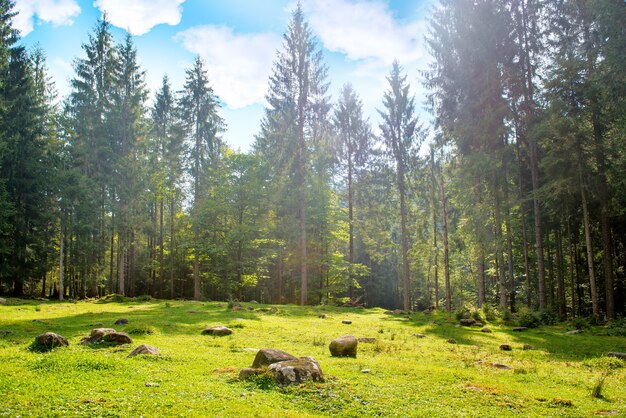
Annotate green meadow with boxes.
[0,299,625,417]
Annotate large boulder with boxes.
[329,335,358,358]
[114,318,129,325]
[460,318,476,326]
[33,332,68,351]
[607,352,626,360]
[201,326,233,336]
[268,356,324,386]
[128,344,159,357]
[251,348,297,368]
[81,328,132,346]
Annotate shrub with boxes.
[470,309,485,323]
[501,309,513,325]
[516,309,540,328]
[607,318,626,337]
[127,325,157,335]
[136,295,153,302]
[539,310,558,326]
[570,316,590,330]
[455,305,471,321]
[481,304,498,322]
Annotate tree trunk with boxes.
[159,197,164,298]
[399,172,410,311]
[440,168,451,312]
[567,221,577,317]
[430,150,439,308]
[555,226,566,317]
[494,189,508,310]
[193,223,200,300]
[580,168,599,317]
[170,197,175,299]
[300,196,308,305]
[58,232,64,301]
[530,141,546,310]
[348,152,354,299]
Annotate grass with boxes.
[0,299,625,417]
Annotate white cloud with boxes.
[301,0,425,66]
[175,25,281,109]
[13,0,80,36]
[94,0,185,36]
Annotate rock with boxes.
[329,335,358,358]
[454,324,461,328]
[607,352,626,360]
[268,356,324,386]
[493,363,512,370]
[361,368,371,373]
[318,314,327,319]
[342,320,352,324]
[128,344,159,357]
[251,348,297,368]
[238,367,266,380]
[114,318,129,325]
[460,318,476,326]
[472,322,485,327]
[0,297,6,305]
[500,344,512,351]
[413,333,426,338]
[358,337,376,343]
[384,310,394,315]
[247,307,254,311]
[566,329,583,335]
[393,309,404,315]
[481,327,492,333]
[249,300,259,304]
[34,332,69,350]
[447,338,457,344]
[145,382,160,387]
[512,327,528,332]
[230,301,242,308]
[201,326,233,336]
[523,344,533,350]
[232,306,244,312]
[81,328,132,346]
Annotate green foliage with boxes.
[570,317,590,330]
[539,310,558,326]
[126,324,157,335]
[515,309,541,329]
[607,318,626,337]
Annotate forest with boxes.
[0,0,624,321]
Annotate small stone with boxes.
[566,329,583,335]
[251,348,297,368]
[607,352,626,360]
[523,344,533,350]
[447,338,457,344]
[33,332,69,351]
[268,356,324,385]
[481,327,492,333]
[384,310,394,315]
[472,322,485,327]
[500,344,512,351]
[454,324,460,328]
[358,337,376,343]
[239,367,265,380]
[493,363,512,370]
[128,344,159,357]
[318,314,327,319]
[342,320,352,324]
[247,307,254,311]
[81,328,132,346]
[201,326,233,336]
[413,333,426,338]
[512,327,528,332]
[114,318,129,325]
[145,382,160,387]
[460,318,476,326]
[361,368,371,373]
[329,335,358,358]
[249,300,259,304]
[232,306,244,312]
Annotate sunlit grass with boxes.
[1,299,625,417]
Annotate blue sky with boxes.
[15,0,433,151]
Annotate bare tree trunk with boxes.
[193,223,200,300]
[58,231,64,301]
[580,168,599,318]
[567,221,577,317]
[169,197,175,299]
[440,168,451,312]
[300,197,308,305]
[348,152,354,299]
[430,149,439,308]
[159,197,164,298]
[555,226,566,317]
[530,141,546,310]
[494,188,508,310]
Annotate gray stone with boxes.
[318,314,327,319]
[329,335,358,358]
[231,306,244,312]
[114,318,128,325]
[34,332,68,350]
[447,338,457,344]
[128,344,159,357]
[500,344,512,351]
[413,333,426,338]
[607,352,626,360]
[268,356,324,385]
[566,329,583,335]
[201,326,233,336]
[460,318,476,326]
[481,327,492,333]
[512,327,528,332]
[342,320,352,324]
[145,382,160,387]
[251,348,297,368]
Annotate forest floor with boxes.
[0,298,625,417]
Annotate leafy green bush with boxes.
[516,309,541,328]
[455,305,471,321]
[136,295,153,302]
[607,318,626,336]
[570,316,590,330]
[470,309,485,323]
[126,325,157,335]
[540,310,558,326]
[481,304,498,322]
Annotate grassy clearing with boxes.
[0,299,625,417]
